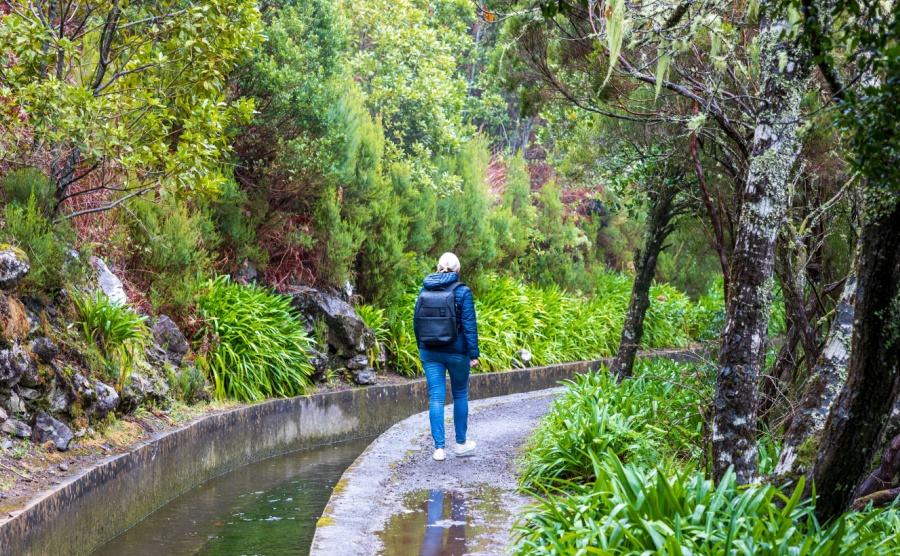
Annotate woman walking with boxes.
[413,253,480,461]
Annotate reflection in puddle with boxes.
[377,486,509,555]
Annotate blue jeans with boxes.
[421,350,470,449]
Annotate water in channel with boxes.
[91,436,373,556]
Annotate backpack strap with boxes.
[442,281,463,292]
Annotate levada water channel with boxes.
[91,437,373,556]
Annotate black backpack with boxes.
[414,282,462,346]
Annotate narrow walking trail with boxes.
[311,387,561,555]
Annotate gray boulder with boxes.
[18,362,42,387]
[30,337,58,363]
[119,372,170,413]
[30,411,74,451]
[289,287,375,358]
[49,374,76,414]
[0,389,27,415]
[307,347,329,382]
[94,380,119,420]
[0,248,30,291]
[0,344,30,387]
[2,418,30,438]
[72,373,119,419]
[90,257,127,305]
[345,354,370,371]
[17,386,40,401]
[351,367,377,386]
[151,315,189,367]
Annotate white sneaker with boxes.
[455,440,477,456]
[433,448,446,461]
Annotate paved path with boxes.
[310,387,561,555]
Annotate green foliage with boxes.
[196,276,314,401]
[514,453,900,555]
[524,180,593,290]
[689,279,726,341]
[347,0,473,156]
[520,360,711,488]
[234,0,346,201]
[643,284,693,349]
[2,168,55,216]
[431,138,498,275]
[72,291,150,389]
[357,304,389,368]
[172,366,209,406]
[1,193,84,293]
[0,0,264,208]
[120,195,211,314]
[206,179,265,267]
[387,274,698,376]
[515,358,898,555]
[357,304,389,346]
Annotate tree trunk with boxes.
[613,184,678,378]
[812,199,900,518]
[774,258,857,479]
[712,18,810,485]
[52,146,81,215]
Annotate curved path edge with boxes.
[311,387,563,555]
[0,349,702,556]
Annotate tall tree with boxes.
[777,0,900,516]
[710,12,812,484]
[614,175,682,377]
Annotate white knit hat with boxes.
[437,252,461,273]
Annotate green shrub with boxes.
[73,291,150,389]
[2,168,55,216]
[120,195,212,314]
[2,194,85,293]
[520,360,711,488]
[357,303,389,368]
[643,283,693,349]
[384,273,696,376]
[196,276,314,401]
[172,365,209,405]
[689,279,726,341]
[514,454,900,555]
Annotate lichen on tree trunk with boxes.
[774,255,857,479]
[712,17,811,485]
[811,197,900,518]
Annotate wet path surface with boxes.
[312,388,561,555]
[91,437,373,556]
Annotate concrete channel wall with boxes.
[0,350,700,555]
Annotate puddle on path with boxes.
[91,436,373,556]
[376,485,512,555]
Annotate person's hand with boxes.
[470,359,479,368]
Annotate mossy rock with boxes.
[0,293,31,341]
[0,245,30,291]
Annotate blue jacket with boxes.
[416,272,480,359]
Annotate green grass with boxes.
[515,454,899,555]
[72,290,150,389]
[520,359,711,488]
[512,359,899,555]
[196,276,314,402]
[386,273,700,376]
